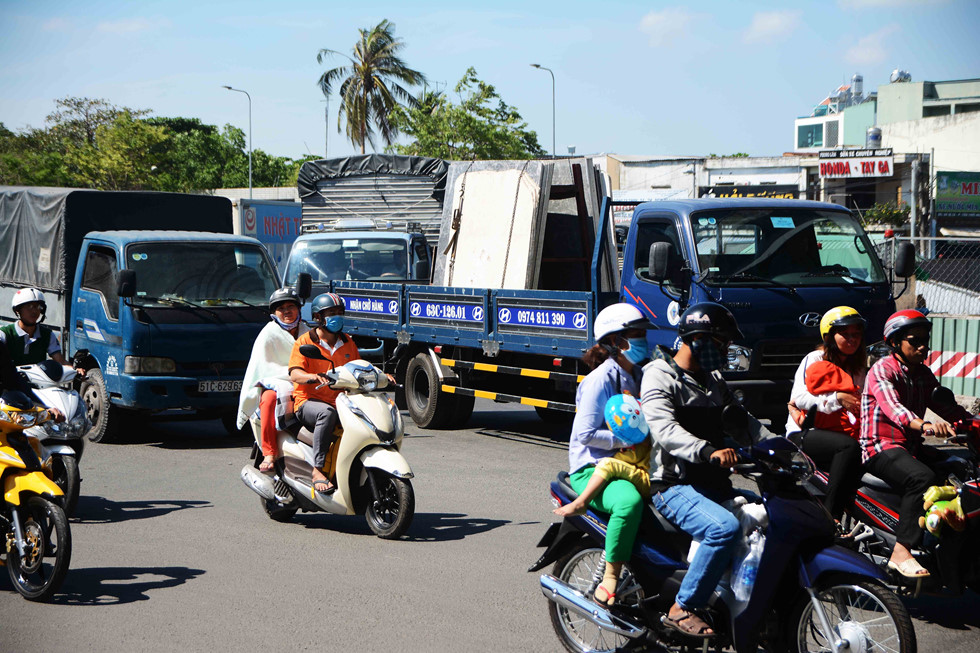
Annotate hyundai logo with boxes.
[209,362,226,377]
[799,312,822,328]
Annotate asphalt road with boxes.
[2,402,979,652]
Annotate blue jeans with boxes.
[653,485,740,611]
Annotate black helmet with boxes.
[269,288,302,312]
[677,302,744,342]
[310,292,344,317]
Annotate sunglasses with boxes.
[903,335,930,349]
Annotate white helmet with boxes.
[594,303,656,341]
[12,288,47,317]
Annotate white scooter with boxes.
[20,358,91,516]
[240,346,415,539]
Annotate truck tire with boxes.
[80,369,121,443]
[405,353,455,429]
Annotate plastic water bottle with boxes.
[733,530,763,602]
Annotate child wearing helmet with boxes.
[0,288,83,376]
[554,394,652,518]
[860,309,975,579]
[565,302,657,607]
[237,287,308,472]
[640,302,771,639]
[784,306,866,534]
[288,292,359,494]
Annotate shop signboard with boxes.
[818,148,894,179]
[936,172,980,218]
[698,184,799,199]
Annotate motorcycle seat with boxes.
[555,472,681,536]
[860,473,895,491]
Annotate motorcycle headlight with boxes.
[0,409,39,427]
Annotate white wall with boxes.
[881,113,980,174]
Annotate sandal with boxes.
[311,475,336,495]
[594,584,616,606]
[258,456,275,473]
[887,558,930,579]
[662,609,715,639]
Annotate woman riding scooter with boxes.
[236,288,308,472]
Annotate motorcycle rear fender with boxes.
[798,543,888,587]
[359,446,413,479]
[4,471,63,506]
[528,520,587,573]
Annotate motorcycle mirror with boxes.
[298,344,327,361]
[932,386,957,409]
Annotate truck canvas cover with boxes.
[0,186,233,294]
[297,155,449,239]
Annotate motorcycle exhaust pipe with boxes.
[539,574,645,639]
[240,466,276,501]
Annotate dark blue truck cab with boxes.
[621,199,902,422]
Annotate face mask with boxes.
[691,337,727,372]
[622,337,649,365]
[324,315,345,334]
[270,313,300,331]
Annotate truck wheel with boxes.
[80,369,120,443]
[405,353,455,429]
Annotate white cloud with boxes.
[639,8,695,47]
[839,0,947,8]
[96,18,164,35]
[845,24,900,66]
[42,18,71,32]
[743,11,801,44]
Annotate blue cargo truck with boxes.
[282,191,912,430]
[0,187,281,441]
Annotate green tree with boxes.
[65,111,168,190]
[391,68,545,160]
[317,19,426,153]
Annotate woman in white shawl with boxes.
[236,288,308,472]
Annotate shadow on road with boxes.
[73,495,211,524]
[95,416,249,449]
[42,566,207,606]
[906,590,980,629]
[292,511,509,542]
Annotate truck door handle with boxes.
[76,320,84,331]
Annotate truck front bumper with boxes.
[113,375,241,411]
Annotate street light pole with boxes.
[222,85,252,198]
[530,64,555,157]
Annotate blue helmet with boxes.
[310,292,344,317]
[604,394,649,445]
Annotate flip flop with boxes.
[662,610,715,639]
[594,584,616,606]
[258,457,275,473]
[312,477,336,495]
[887,558,930,579]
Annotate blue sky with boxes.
[1,0,977,160]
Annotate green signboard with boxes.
[936,172,980,218]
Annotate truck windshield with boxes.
[285,237,408,284]
[689,208,886,286]
[125,242,279,306]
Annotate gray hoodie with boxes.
[640,349,772,491]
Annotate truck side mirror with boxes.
[648,242,673,281]
[117,269,137,298]
[413,260,430,281]
[296,272,312,300]
[894,242,915,278]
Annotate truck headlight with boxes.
[726,345,752,372]
[124,356,177,374]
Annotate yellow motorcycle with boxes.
[0,390,71,601]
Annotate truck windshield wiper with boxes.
[128,295,220,318]
[201,297,260,307]
[802,269,867,284]
[711,273,797,294]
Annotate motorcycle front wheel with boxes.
[51,455,80,516]
[6,496,72,601]
[364,471,414,539]
[788,575,916,653]
[548,543,643,653]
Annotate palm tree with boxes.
[317,20,426,154]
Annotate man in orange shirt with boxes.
[288,293,359,494]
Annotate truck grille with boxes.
[757,341,813,376]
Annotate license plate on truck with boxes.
[198,380,242,393]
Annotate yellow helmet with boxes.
[820,306,866,340]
